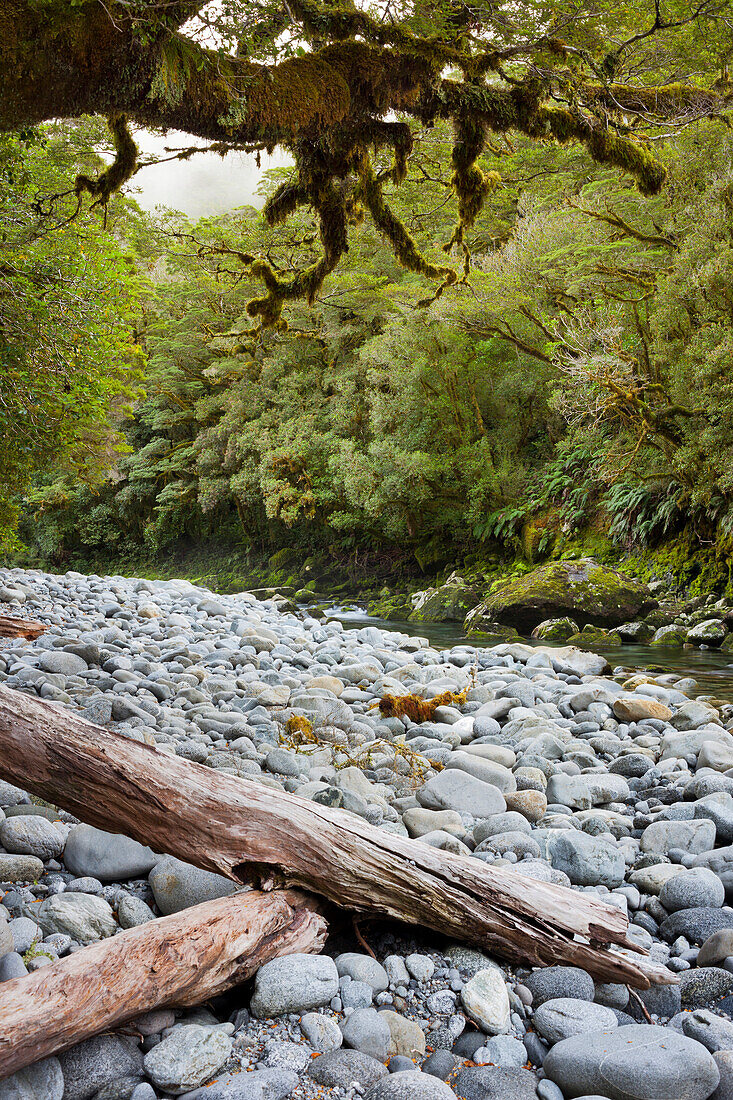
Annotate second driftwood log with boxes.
[0,889,326,1079]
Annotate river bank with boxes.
[2,566,733,1097]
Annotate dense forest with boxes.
[3,1,733,597]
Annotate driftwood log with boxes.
[0,889,326,1078]
[0,616,47,640]
[0,685,675,988]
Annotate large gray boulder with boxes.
[250,953,339,1017]
[308,1049,388,1090]
[0,1057,63,1100]
[175,1070,298,1099]
[0,816,65,861]
[544,1024,720,1099]
[58,1035,144,1100]
[143,1025,232,1096]
[364,1071,456,1099]
[148,856,237,915]
[64,825,157,882]
[544,830,625,887]
[33,893,117,944]
[417,771,506,818]
[533,998,618,1045]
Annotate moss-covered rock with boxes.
[650,624,688,647]
[367,593,413,620]
[643,605,680,629]
[531,617,578,642]
[567,624,622,648]
[410,573,479,623]
[465,558,656,632]
[465,621,521,643]
[687,619,728,647]
[615,621,654,644]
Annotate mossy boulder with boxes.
[465,559,657,633]
[643,606,680,629]
[650,624,688,647]
[367,594,413,621]
[615,622,654,644]
[268,547,300,572]
[567,625,622,648]
[531,618,578,642]
[465,619,521,643]
[410,573,479,623]
[687,619,728,647]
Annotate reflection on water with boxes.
[319,604,733,702]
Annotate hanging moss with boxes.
[539,107,666,195]
[263,180,307,226]
[446,112,501,255]
[356,149,456,286]
[74,114,137,205]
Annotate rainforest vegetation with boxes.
[2,0,733,591]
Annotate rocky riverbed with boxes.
[3,567,733,1099]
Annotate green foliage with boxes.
[10,96,733,574]
[604,481,685,546]
[0,122,144,550]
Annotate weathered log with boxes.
[0,615,47,640]
[0,685,674,987]
[0,888,326,1079]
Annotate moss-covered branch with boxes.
[2,0,730,321]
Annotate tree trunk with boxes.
[0,889,326,1079]
[0,616,47,640]
[0,685,674,987]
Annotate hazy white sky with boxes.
[128,129,292,219]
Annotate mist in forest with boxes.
[130,129,292,218]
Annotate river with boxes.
[316,603,733,703]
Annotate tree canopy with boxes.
[2,0,732,327]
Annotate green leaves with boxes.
[0,123,144,550]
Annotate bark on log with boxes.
[0,685,674,987]
[0,616,47,640]
[0,889,327,1079]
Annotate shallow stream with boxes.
[316,602,733,702]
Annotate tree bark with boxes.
[0,685,674,987]
[0,888,327,1079]
[0,616,47,640]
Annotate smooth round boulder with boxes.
[460,966,510,1034]
[148,856,237,915]
[38,650,88,675]
[544,1024,720,1100]
[524,966,595,1008]
[0,816,64,861]
[699,930,733,968]
[661,868,725,913]
[64,825,157,882]
[33,893,116,944]
[335,953,389,993]
[0,1056,63,1100]
[308,1049,388,1090]
[364,1070,456,1099]
[451,1065,540,1100]
[143,1025,232,1095]
[661,907,733,946]
[250,954,339,1017]
[534,998,618,1045]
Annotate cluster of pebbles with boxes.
[2,567,733,1099]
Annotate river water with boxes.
[318,603,733,703]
